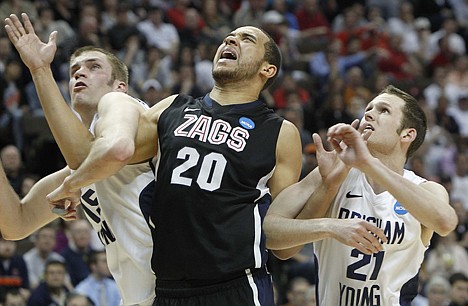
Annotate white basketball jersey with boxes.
[315,168,428,306]
[80,106,155,306]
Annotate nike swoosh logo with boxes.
[184,107,200,112]
[346,191,363,198]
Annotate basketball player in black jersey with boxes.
[44,26,302,306]
[45,23,393,305]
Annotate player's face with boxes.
[68,51,116,110]
[360,93,405,154]
[212,26,268,85]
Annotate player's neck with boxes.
[210,83,261,105]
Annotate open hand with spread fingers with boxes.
[4,13,57,72]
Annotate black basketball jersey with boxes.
[151,94,284,282]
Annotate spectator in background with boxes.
[232,0,267,28]
[23,226,65,290]
[166,0,204,32]
[412,17,433,64]
[280,276,314,306]
[413,275,451,306]
[130,46,173,92]
[140,79,165,107]
[413,0,453,32]
[424,67,450,110]
[75,251,120,306]
[2,288,27,306]
[0,59,29,151]
[0,145,25,196]
[194,42,216,94]
[0,37,13,75]
[272,73,311,109]
[170,64,203,97]
[27,260,69,306]
[60,221,94,287]
[387,1,419,56]
[294,0,331,41]
[445,55,468,103]
[64,293,94,306]
[448,272,468,306]
[426,232,468,280]
[200,0,232,43]
[136,5,180,57]
[342,66,373,115]
[452,199,468,243]
[377,33,423,81]
[0,0,37,24]
[269,0,299,30]
[177,8,206,49]
[428,17,466,61]
[34,6,75,61]
[448,95,468,137]
[19,174,40,199]
[106,3,144,68]
[0,237,29,302]
[319,92,353,132]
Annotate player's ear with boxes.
[260,64,277,79]
[115,81,128,93]
[401,128,416,143]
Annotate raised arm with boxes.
[47,92,144,197]
[4,13,92,169]
[264,131,386,259]
[0,164,77,240]
[327,123,458,243]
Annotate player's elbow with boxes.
[270,249,296,260]
[435,213,458,237]
[105,137,135,164]
[1,228,28,241]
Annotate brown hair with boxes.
[258,28,282,91]
[379,85,427,158]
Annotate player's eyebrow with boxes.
[70,58,101,71]
[226,31,258,43]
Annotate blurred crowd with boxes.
[1,0,468,305]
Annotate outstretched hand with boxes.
[326,119,373,169]
[4,13,57,71]
[330,218,387,255]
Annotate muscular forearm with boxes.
[360,157,457,235]
[0,166,64,240]
[265,216,335,259]
[62,136,134,192]
[31,67,93,169]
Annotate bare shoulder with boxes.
[278,119,301,148]
[143,94,178,121]
[276,119,302,167]
[99,92,147,111]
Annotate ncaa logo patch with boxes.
[239,117,255,130]
[394,201,408,215]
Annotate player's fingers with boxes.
[49,31,57,46]
[312,133,324,153]
[9,14,26,36]
[366,223,387,243]
[49,202,68,216]
[4,18,21,41]
[351,119,360,130]
[21,13,35,34]
[61,209,78,221]
[328,138,342,153]
[353,242,374,255]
